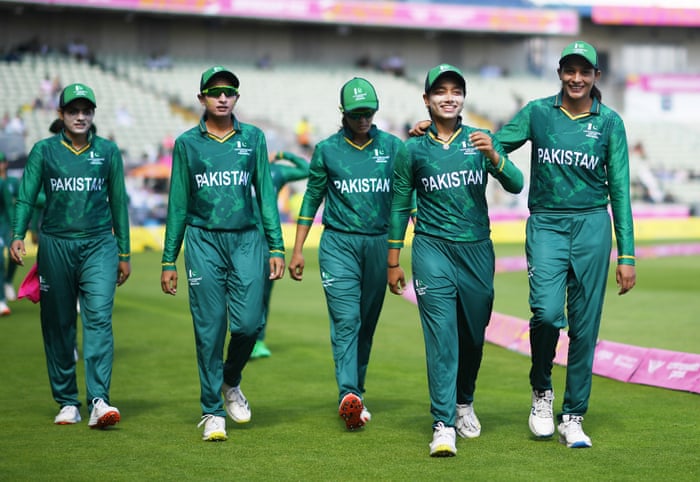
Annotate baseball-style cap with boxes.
[0,151,6,163]
[200,66,240,91]
[425,64,466,93]
[559,41,598,69]
[339,77,379,112]
[59,83,96,108]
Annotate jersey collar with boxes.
[426,119,463,147]
[553,90,601,119]
[60,127,94,155]
[342,124,378,150]
[199,114,240,136]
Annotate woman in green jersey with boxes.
[288,77,408,431]
[496,41,637,448]
[11,83,131,429]
[160,66,285,442]
[388,65,523,457]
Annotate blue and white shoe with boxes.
[558,414,592,448]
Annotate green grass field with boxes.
[0,246,698,481]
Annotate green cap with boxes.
[0,151,6,163]
[339,77,378,112]
[559,41,598,69]
[200,66,239,91]
[59,83,96,108]
[425,64,465,93]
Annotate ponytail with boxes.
[591,84,602,102]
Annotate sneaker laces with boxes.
[533,391,553,418]
[197,414,215,428]
[563,415,585,433]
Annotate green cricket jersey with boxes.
[0,176,18,238]
[389,123,523,247]
[162,115,284,269]
[496,92,635,265]
[13,130,131,260]
[270,151,309,193]
[297,125,407,234]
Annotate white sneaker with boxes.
[198,414,227,441]
[429,422,457,457]
[222,383,251,423]
[360,406,372,425]
[0,300,10,316]
[558,414,592,448]
[4,283,16,301]
[456,403,481,438]
[529,389,555,437]
[88,398,120,429]
[54,405,81,424]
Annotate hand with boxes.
[161,270,178,295]
[288,252,305,281]
[388,266,406,295]
[269,256,285,280]
[408,119,431,137]
[117,261,131,286]
[469,131,498,164]
[616,264,636,295]
[10,240,25,266]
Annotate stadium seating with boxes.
[2,53,698,207]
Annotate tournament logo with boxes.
[414,278,427,296]
[188,268,203,286]
[459,140,479,156]
[234,140,252,156]
[88,151,105,165]
[371,148,390,163]
[584,122,601,140]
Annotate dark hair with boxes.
[591,84,602,102]
[49,118,64,134]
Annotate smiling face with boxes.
[423,75,465,122]
[198,76,239,120]
[58,98,95,141]
[558,56,601,106]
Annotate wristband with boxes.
[388,264,400,269]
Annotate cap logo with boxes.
[572,43,587,54]
[352,87,368,101]
[73,85,89,96]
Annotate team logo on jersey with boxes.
[39,275,50,293]
[459,140,479,156]
[188,269,203,286]
[321,270,335,288]
[583,123,602,140]
[88,151,105,165]
[414,278,427,296]
[371,148,390,163]
[234,140,252,156]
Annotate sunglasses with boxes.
[202,86,239,98]
[346,109,376,120]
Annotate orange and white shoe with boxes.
[0,301,11,316]
[88,398,120,429]
[338,393,365,430]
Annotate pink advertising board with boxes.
[15,0,579,34]
[630,349,700,392]
[593,6,700,27]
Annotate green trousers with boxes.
[318,229,388,404]
[184,226,267,416]
[526,210,612,417]
[411,235,495,428]
[38,233,119,410]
